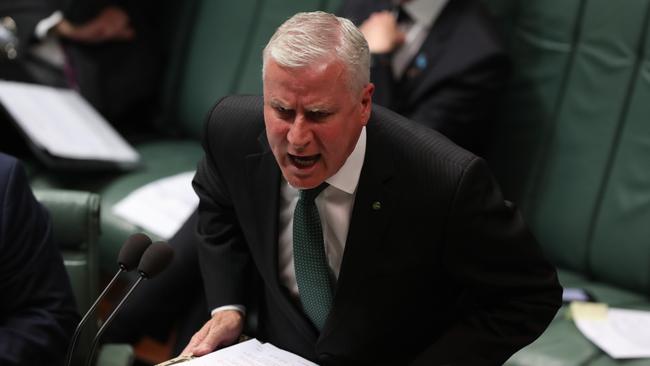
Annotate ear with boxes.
[359,83,375,126]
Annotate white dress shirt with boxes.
[32,11,67,68]
[392,0,450,78]
[211,127,366,316]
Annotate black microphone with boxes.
[64,233,152,366]
[85,241,174,366]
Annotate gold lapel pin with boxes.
[372,201,381,210]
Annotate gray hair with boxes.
[262,11,370,93]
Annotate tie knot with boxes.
[299,183,329,202]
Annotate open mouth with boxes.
[288,153,320,168]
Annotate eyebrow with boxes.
[268,100,288,109]
[305,106,332,114]
[269,100,333,114]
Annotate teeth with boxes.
[291,155,318,167]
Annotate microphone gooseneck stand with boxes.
[64,233,152,366]
[64,267,124,366]
[84,274,146,366]
[85,241,174,366]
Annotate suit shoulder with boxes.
[202,95,266,156]
[450,0,506,57]
[338,0,383,25]
[0,152,18,175]
[370,106,478,175]
[0,153,22,203]
[0,154,41,250]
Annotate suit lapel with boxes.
[244,136,280,286]
[322,117,394,337]
[245,132,319,342]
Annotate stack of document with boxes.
[157,339,318,366]
[112,172,198,239]
[0,80,139,165]
[571,302,650,359]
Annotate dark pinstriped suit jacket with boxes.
[193,95,561,366]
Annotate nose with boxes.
[287,118,311,149]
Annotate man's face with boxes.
[263,58,374,189]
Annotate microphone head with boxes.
[117,233,152,271]
[137,241,174,279]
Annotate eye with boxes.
[306,110,330,121]
[274,106,294,120]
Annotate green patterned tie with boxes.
[293,182,333,331]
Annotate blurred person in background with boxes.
[0,0,163,134]
[0,152,79,365]
[340,0,509,154]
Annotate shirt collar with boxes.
[326,127,366,195]
[401,0,449,27]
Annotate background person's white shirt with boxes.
[392,0,450,78]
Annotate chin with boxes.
[281,165,327,189]
[289,179,319,189]
[285,174,324,190]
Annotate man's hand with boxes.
[54,6,134,43]
[359,11,405,54]
[181,310,244,357]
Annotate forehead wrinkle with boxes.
[264,59,352,111]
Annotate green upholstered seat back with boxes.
[159,0,343,140]
[483,0,650,294]
[588,13,650,293]
[34,189,101,365]
[34,189,100,311]
[484,0,589,272]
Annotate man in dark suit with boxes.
[0,152,79,365]
[339,0,509,154]
[182,11,560,365]
[0,0,161,132]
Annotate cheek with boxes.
[317,131,339,152]
[315,126,347,158]
[265,118,288,146]
[320,118,362,161]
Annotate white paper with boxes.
[184,339,318,366]
[0,80,139,163]
[112,172,198,239]
[574,307,650,359]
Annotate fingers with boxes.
[182,310,244,357]
[182,319,210,356]
[53,6,136,43]
[113,26,135,41]
[65,23,135,43]
[359,11,404,54]
[96,6,135,41]
[395,31,406,46]
[184,323,220,357]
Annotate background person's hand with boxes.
[181,310,244,357]
[54,6,134,43]
[359,11,405,54]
